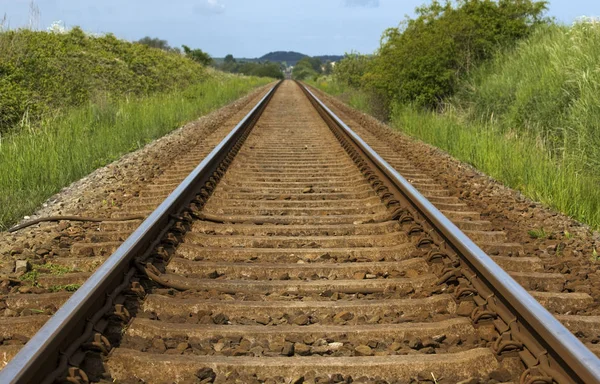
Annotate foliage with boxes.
[454,22,600,178]
[527,228,548,239]
[389,103,600,228]
[260,51,307,66]
[333,52,371,88]
[0,73,271,230]
[0,28,206,132]
[292,57,323,80]
[136,36,179,52]
[217,56,284,79]
[338,0,548,109]
[182,45,213,66]
[307,76,377,115]
[243,62,284,79]
[312,18,600,229]
[49,284,80,292]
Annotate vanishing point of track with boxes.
[1,81,600,383]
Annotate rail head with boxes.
[0,81,282,384]
[298,81,600,384]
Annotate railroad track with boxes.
[1,80,600,383]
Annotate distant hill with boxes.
[214,51,344,67]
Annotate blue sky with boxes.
[1,0,598,57]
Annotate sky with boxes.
[1,0,599,58]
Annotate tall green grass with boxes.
[0,75,271,230]
[456,22,600,178]
[308,77,375,115]
[391,105,600,227]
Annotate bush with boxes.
[333,52,371,88]
[0,28,207,132]
[183,45,213,66]
[342,0,549,110]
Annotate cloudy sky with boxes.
[1,0,598,58]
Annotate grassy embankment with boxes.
[0,28,271,230]
[312,22,600,229]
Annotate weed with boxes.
[44,264,76,275]
[527,228,548,239]
[591,248,600,263]
[19,269,39,285]
[18,263,75,285]
[48,283,80,292]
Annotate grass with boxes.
[48,284,81,292]
[308,77,376,115]
[528,228,548,239]
[0,27,208,132]
[312,78,600,228]
[456,23,600,180]
[19,269,39,284]
[0,74,271,230]
[18,263,77,286]
[390,105,600,228]
[41,264,76,275]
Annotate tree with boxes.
[250,62,284,79]
[293,57,325,80]
[182,45,212,66]
[334,52,370,87]
[224,54,236,64]
[136,36,171,51]
[363,0,549,108]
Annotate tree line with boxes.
[135,37,283,79]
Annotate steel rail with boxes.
[0,81,281,384]
[298,82,600,384]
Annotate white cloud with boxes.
[194,0,225,15]
[344,0,380,8]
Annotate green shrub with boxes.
[216,58,284,80]
[336,0,548,110]
[0,28,207,132]
[183,45,213,66]
[333,52,371,89]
